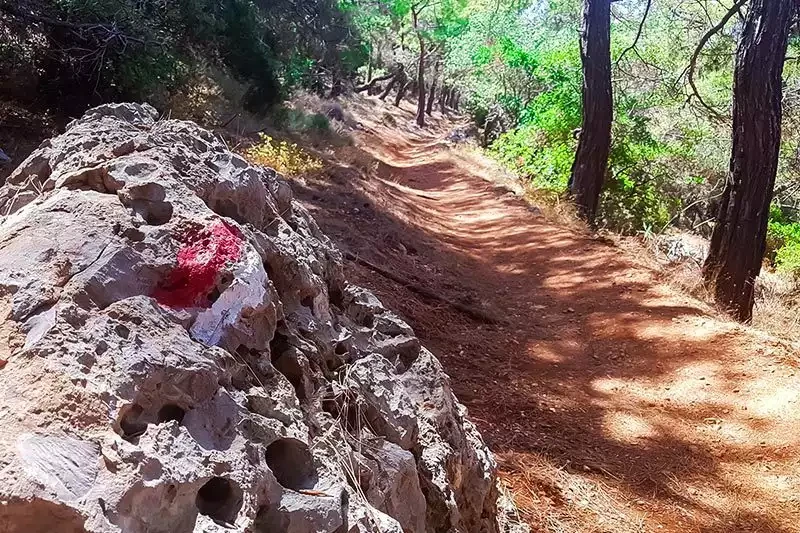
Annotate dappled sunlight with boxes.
[602,411,659,444]
[293,95,800,532]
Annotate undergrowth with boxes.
[243,134,323,177]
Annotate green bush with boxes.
[767,204,800,276]
[775,243,800,277]
[489,125,573,191]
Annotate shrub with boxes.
[775,242,800,278]
[767,204,800,277]
[243,134,323,177]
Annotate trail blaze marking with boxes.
[153,221,243,308]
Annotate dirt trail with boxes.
[295,97,800,532]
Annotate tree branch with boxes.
[615,0,652,69]
[685,0,748,121]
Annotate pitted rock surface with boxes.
[0,103,525,533]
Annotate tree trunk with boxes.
[440,84,447,113]
[395,81,411,107]
[702,0,793,322]
[426,62,438,116]
[412,5,426,127]
[366,45,373,83]
[379,76,397,100]
[568,0,612,222]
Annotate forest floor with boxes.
[293,95,800,532]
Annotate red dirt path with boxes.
[294,97,800,532]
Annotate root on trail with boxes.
[344,251,501,324]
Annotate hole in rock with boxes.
[272,354,307,401]
[265,438,316,490]
[326,358,344,372]
[195,477,243,524]
[334,341,348,356]
[300,295,314,309]
[157,404,186,424]
[269,330,290,360]
[117,403,147,441]
[209,273,235,304]
[328,285,345,310]
[133,201,173,226]
[207,286,222,304]
[114,324,130,339]
[270,330,306,401]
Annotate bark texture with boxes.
[702,0,794,322]
[568,0,612,222]
[414,10,426,127]
[395,81,411,107]
[426,62,438,116]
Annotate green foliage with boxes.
[459,0,751,235]
[4,0,366,112]
[767,205,800,276]
[775,243,800,278]
[244,134,324,176]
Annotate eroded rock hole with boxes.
[132,201,173,226]
[270,331,306,400]
[115,324,130,339]
[117,403,147,441]
[328,284,345,309]
[157,404,185,424]
[334,341,348,356]
[195,477,243,524]
[207,273,234,304]
[300,295,314,309]
[265,438,316,490]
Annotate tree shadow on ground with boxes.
[291,97,800,533]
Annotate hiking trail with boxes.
[295,97,800,532]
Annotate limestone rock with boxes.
[0,103,526,533]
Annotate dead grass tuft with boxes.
[500,451,647,533]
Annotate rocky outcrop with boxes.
[0,104,525,533]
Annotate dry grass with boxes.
[500,451,648,533]
[752,270,800,340]
[613,229,800,343]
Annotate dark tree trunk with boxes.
[426,62,438,116]
[379,76,397,100]
[395,81,411,107]
[380,66,405,101]
[453,92,460,111]
[440,84,447,113]
[366,46,373,83]
[329,75,344,98]
[416,40,426,126]
[702,0,793,322]
[568,0,612,222]
[446,87,455,108]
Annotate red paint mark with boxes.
[153,221,243,308]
